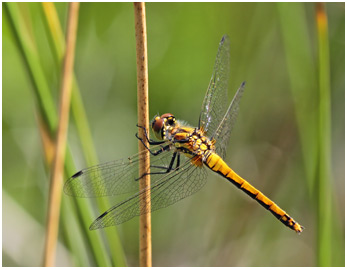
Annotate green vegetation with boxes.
[3,2,344,266]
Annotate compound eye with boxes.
[151,116,164,135]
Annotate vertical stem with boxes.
[316,3,332,266]
[133,2,152,267]
[43,2,80,266]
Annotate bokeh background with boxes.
[3,2,344,267]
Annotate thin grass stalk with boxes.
[41,3,98,163]
[39,113,89,266]
[5,3,90,265]
[43,3,80,266]
[4,3,58,133]
[5,3,117,266]
[134,2,152,267]
[41,3,126,266]
[277,3,318,197]
[315,3,332,266]
[38,114,56,165]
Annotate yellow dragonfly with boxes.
[64,35,303,233]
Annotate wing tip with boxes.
[89,212,107,230]
[220,34,230,44]
[89,225,96,231]
[89,224,97,231]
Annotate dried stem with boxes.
[43,2,80,266]
[133,2,152,267]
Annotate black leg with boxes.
[176,153,181,169]
[175,146,192,154]
[138,139,171,156]
[147,151,181,172]
[136,152,178,181]
[149,151,177,173]
[136,124,164,145]
[135,132,165,146]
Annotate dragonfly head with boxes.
[151,113,176,140]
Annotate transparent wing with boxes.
[64,143,176,197]
[89,156,207,229]
[213,82,245,158]
[199,35,230,137]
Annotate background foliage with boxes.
[3,2,344,266]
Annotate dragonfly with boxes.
[64,35,303,233]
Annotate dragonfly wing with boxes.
[199,35,230,137]
[213,82,245,158]
[89,156,207,229]
[64,143,175,197]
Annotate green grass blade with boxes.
[4,3,123,266]
[5,3,57,134]
[278,3,334,266]
[41,3,126,266]
[277,2,318,197]
[4,3,92,265]
[316,3,332,266]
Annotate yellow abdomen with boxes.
[205,152,303,233]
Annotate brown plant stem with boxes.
[134,2,152,267]
[43,2,80,266]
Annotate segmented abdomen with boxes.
[204,152,303,233]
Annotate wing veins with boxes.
[89,158,204,229]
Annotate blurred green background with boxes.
[3,2,344,267]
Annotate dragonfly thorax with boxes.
[151,113,216,164]
[178,128,216,163]
[162,124,215,167]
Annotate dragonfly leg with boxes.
[150,151,179,172]
[136,152,179,181]
[136,124,164,145]
[176,146,195,156]
[140,140,171,156]
[152,151,178,172]
[176,153,181,168]
[146,151,181,173]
